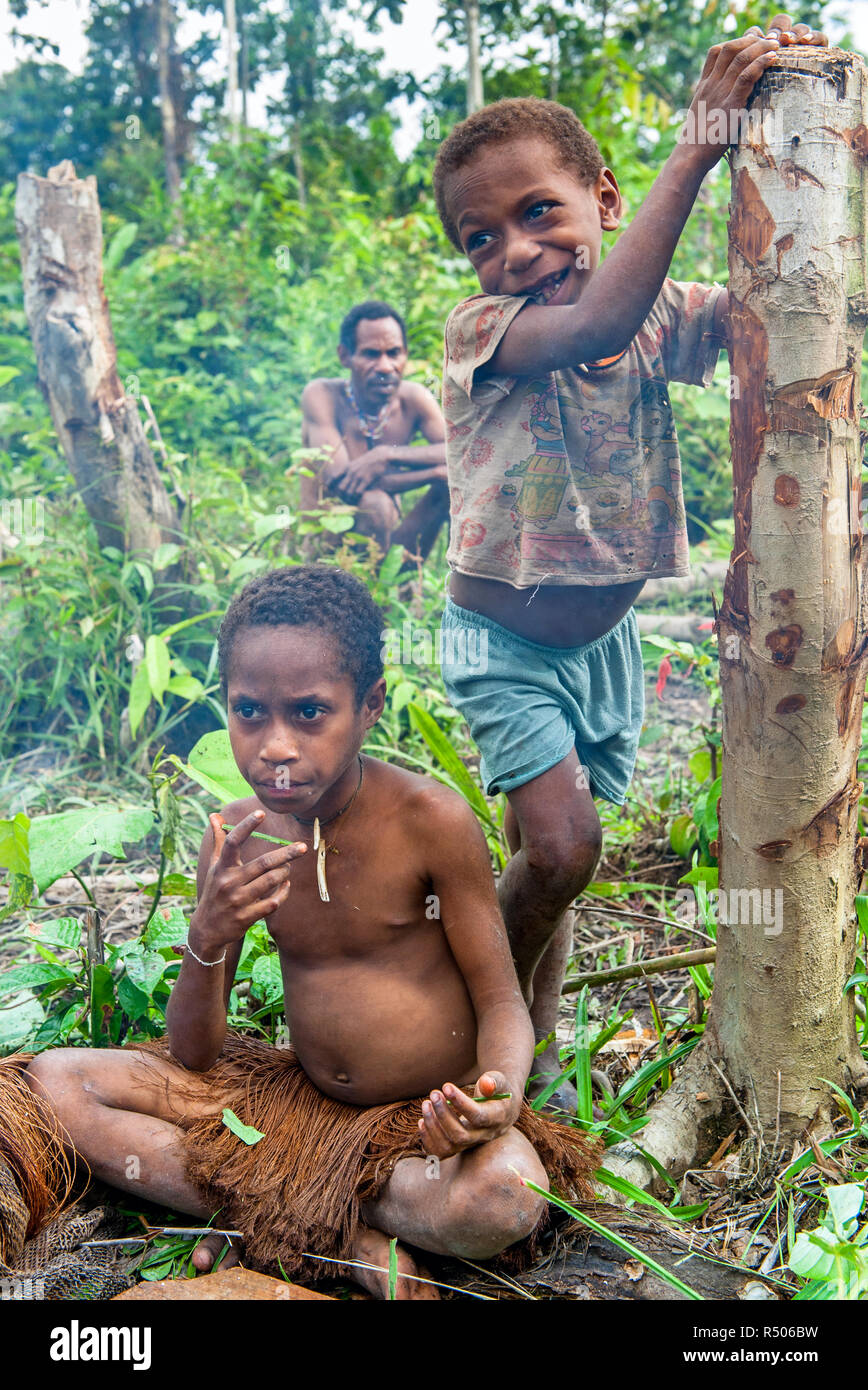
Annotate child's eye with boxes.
[526,201,557,221]
[233,701,262,720]
[466,230,493,253]
[297,705,324,722]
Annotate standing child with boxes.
[432,17,827,1109]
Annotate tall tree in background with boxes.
[158,0,182,213]
[464,0,483,111]
[224,0,240,142]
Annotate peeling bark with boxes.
[613,48,868,1187]
[15,162,184,581]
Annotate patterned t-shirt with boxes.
[442,278,725,588]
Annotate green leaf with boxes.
[222,1107,264,1145]
[251,953,283,1004]
[142,905,189,950]
[669,813,697,858]
[595,1167,694,1220]
[0,992,44,1048]
[122,947,169,999]
[407,703,490,822]
[678,864,719,889]
[0,872,34,922]
[117,974,150,1021]
[140,873,196,900]
[387,1235,398,1300]
[517,1174,703,1300]
[825,1184,864,1238]
[390,680,416,715]
[128,661,152,738]
[0,962,76,999]
[0,813,31,875]
[179,730,251,804]
[166,674,205,701]
[688,748,712,782]
[152,543,182,572]
[145,634,171,706]
[789,1231,836,1281]
[253,511,292,540]
[0,365,21,388]
[89,963,116,1045]
[23,917,82,951]
[104,221,138,271]
[28,805,154,891]
[575,987,593,1126]
[319,512,355,534]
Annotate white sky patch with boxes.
[0,0,865,156]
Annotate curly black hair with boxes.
[218,565,385,707]
[339,301,407,355]
[433,98,604,250]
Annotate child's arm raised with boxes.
[484,15,825,379]
[165,810,306,1071]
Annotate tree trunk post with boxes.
[605,46,868,1190]
[714,45,868,1134]
[15,162,185,583]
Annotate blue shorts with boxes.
[440,597,645,804]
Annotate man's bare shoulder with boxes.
[301,378,344,406]
[400,380,439,410]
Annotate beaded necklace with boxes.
[344,380,391,446]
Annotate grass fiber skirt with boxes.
[132,1034,601,1285]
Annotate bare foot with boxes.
[345,1225,440,1300]
[190,1231,243,1273]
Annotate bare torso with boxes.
[317,379,423,459]
[223,761,480,1105]
[449,571,645,647]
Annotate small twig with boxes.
[707,1057,760,1144]
[71,868,98,910]
[574,901,715,944]
[300,1251,494,1300]
[455,1257,537,1299]
[561,946,716,993]
[85,905,104,967]
[146,1227,244,1239]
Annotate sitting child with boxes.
[431,16,826,1107]
[25,565,599,1299]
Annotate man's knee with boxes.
[358,488,399,530]
[446,1142,549,1258]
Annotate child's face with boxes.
[446,136,621,304]
[226,623,385,817]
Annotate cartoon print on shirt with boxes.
[578,410,632,476]
[501,380,569,529]
[628,380,680,531]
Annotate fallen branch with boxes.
[562,947,716,993]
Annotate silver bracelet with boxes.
[185,940,227,967]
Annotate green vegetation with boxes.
[1,0,866,1300]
